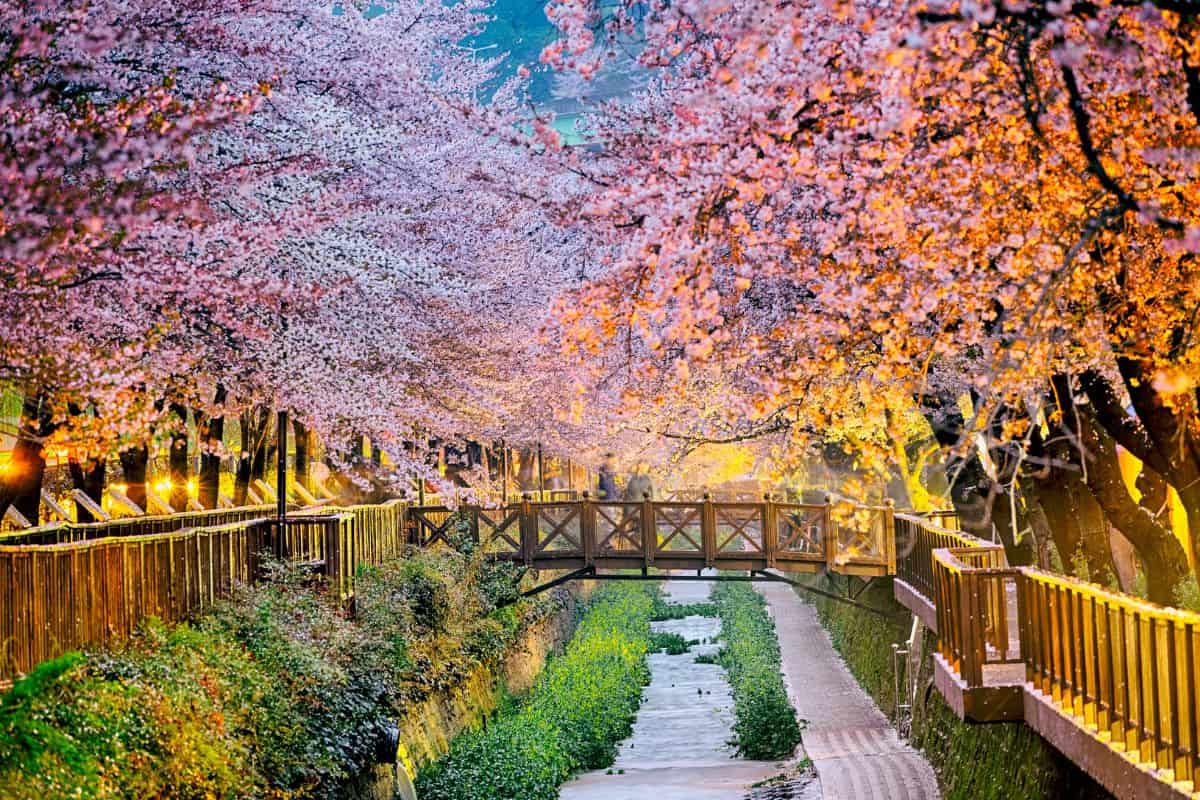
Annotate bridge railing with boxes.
[404,495,894,574]
[0,505,277,546]
[932,544,1022,687]
[895,513,982,600]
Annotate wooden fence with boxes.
[0,500,406,682]
[0,505,275,546]
[898,512,1200,797]
[894,512,980,599]
[1020,570,1200,787]
[932,543,1022,688]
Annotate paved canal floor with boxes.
[560,581,815,800]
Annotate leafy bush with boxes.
[710,582,802,760]
[0,547,538,800]
[417,583,656,800]
[651,597,717,620]
[649,631,691,654]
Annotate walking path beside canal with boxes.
[757,583,940,800]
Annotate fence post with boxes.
[642,493,655,570]
[520,493,535,566]
[763,493,777,568]
[823,495,836,570]
[884,498,897,575]
[702,493,716,568]
[581,492,595,567]
[323,517,343,599]
[961,571,982,686]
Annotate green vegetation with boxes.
[800,575,1110,800]
[0,527,544,800]
[709,582,802,760]
[651,596,717,620]
[649,631,692,654]
[417,583,657,800]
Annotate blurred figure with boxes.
[623,462,654,501]
[597,454,618,500]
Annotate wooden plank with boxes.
[72,491,111,522]
[3,505,32,529]
[39,490,71,522]
[145,489,174,515]
[108,488,145,515]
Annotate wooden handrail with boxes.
[1020,568,1200,786]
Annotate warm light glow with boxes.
[153,479,172,493]
[186,479,197,495]
[110,483,127,494]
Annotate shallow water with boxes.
[560,581,817,800]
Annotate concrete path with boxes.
[561,581,806,800]
[757,583,941,800]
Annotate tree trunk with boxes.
[918,391,1035,565]
[293,419,311,491]
[0,391,55,525]
[236,406,270,504]
[1077,370,1193,600]
[196,386,226,509]
[118,445,150,509]
[1077,405,1189,605]
[168,403,190,510]
[198,414,224,510]
[67,457,106,523]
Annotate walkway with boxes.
[757,583,940,800]
[562,581,812,800]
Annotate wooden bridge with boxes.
[405,494,896,577]
[3,492,1200,799]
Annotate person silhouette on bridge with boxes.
[597,454,618,501]
[623,462,654,502]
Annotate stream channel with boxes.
[559,580,817,800]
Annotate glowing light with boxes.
[153,479,172,493]
[110,483,128,494]
[186,479,197,495]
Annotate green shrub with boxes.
[651,597,717,620]
[417,583,656,800]
[0,547,538,800]
[649,631,691,654]
[710,581,802,760]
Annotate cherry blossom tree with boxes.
[538,0,1200,601]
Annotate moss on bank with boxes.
[800,575,1111,800]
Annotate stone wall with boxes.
[358,583,591,800]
